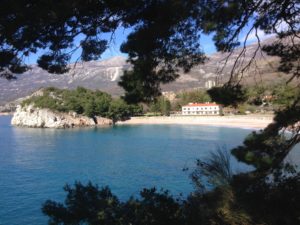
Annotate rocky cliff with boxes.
[11,105,113,128]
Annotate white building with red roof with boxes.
[182,102,222,116]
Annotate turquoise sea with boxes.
[0,116,299,225]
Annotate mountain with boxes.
[0,36,287,106]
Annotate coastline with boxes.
[0,112,13,116]
[3,111,274,130]
[117,114,274,129]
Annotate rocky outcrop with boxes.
[11,105,113,128]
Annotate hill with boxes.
[0,36,288,106]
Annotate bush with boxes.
[22,87,141,122]
[174,90,211,110]
[42,182,184,225]
[149,97,171,116]
[43,172,300,225]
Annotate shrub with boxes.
[22,87,140,122]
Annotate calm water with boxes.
[0,116,299,225]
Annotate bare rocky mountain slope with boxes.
[0,36,288,106]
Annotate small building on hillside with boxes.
[205,80,216,89]
[182,102,222,116]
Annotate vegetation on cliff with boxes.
[22,87,142,122]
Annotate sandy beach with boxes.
[117,114,274,129]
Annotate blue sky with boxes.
[90,21,275,60]
[97,27,219,59]
[25,23,274,65]
[24,26,218,64]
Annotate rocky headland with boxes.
[11,105,112,128]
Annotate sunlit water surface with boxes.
[0,116,299,225]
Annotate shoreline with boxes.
[117,115,273,129]
[2,112,274,129]
[0,112,13,116]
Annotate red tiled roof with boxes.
[183,103,220,107]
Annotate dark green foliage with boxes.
[129,104,143,116]
[107,99,132,123]
[22,87,140,122]
[84,99,97,118]
[0,50,27,79]
[232,131,288,171]
[271,84,300,107]
[43,170,300,225]
[37,53,70,74]
[43,182,183,225]
[230,172,300,225]
[149,97,171,116]
[42,182,121,225]
[0,0,298,104]
[119,69,162,104]
[263,41,300,80]
[207,84,247,107]
[0,0,206,102]
[245,85,267,106]
[0,0,298,105]
[122,188,183,225]
[116,0,299,103]
[174,90,211,110]
[2,1,300,224]
[81,39,108,62]
[191,148,233,191]
[232,97,300,174]
[274,104,300,128]
[118,0,206,103]
[0,0,119,76]
[188,148,300,225]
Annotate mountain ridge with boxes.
[0,36,287,106]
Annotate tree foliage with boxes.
[22,87,141,122]
[107,99,137,123]
[207,84,247,107]
[2,1,300,224]
[1,1,298,103]
[43,182,184,225]
[173,90,211,110]
[0,0,120,78]
[149,97,171,116]
[0,0,207,102]
[43,166,300,225]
